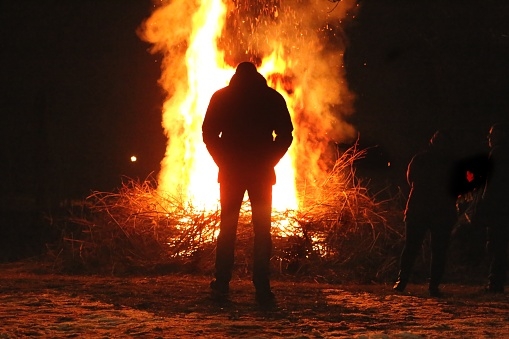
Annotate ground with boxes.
[0,262,508,338]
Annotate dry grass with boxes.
[270,143,405,283]
[46,143,407,282]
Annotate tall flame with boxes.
[139,0,357,211]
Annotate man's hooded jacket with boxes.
[202,62,294,184]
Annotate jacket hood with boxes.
[229,62,267,89]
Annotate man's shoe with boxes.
[255,290,275,306]
[393,280,407,292]
[210,279,229,296]
[485,284,504,294]
[428,287,443,298]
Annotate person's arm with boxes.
[202,93,224,166]
[271,95,293,165]
[406,157,415,187]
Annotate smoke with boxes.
[138,1,194,97]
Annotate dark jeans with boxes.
[486,224,508,288]
[398,214,453,289]
[215,180,273,291]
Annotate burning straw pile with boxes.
[47,144,405,283]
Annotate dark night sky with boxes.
[346,0,509,167]
[1,0,509,203]
[345,1,509,185]
[1,0,165,201]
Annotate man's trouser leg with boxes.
[396,218,427,289]
[215,182,245,285]
[247,182,273,292]
[487,225,508,291]
[429,224,452,291]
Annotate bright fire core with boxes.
[139,0,357,211]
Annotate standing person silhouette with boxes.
[478,122,509,293]
[393,130,459,297]
[202,61,293,304]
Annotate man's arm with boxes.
[202,93,224,166]
[271,94,294,165]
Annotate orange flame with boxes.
[139,0,357,211]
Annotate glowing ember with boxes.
[139,0,357,211]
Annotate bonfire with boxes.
[46,0,406,282]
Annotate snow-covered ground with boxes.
[0,263,508,338]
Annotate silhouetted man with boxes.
[393,131,459,297]
[478,122,509,293]
[202,61,293,304]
